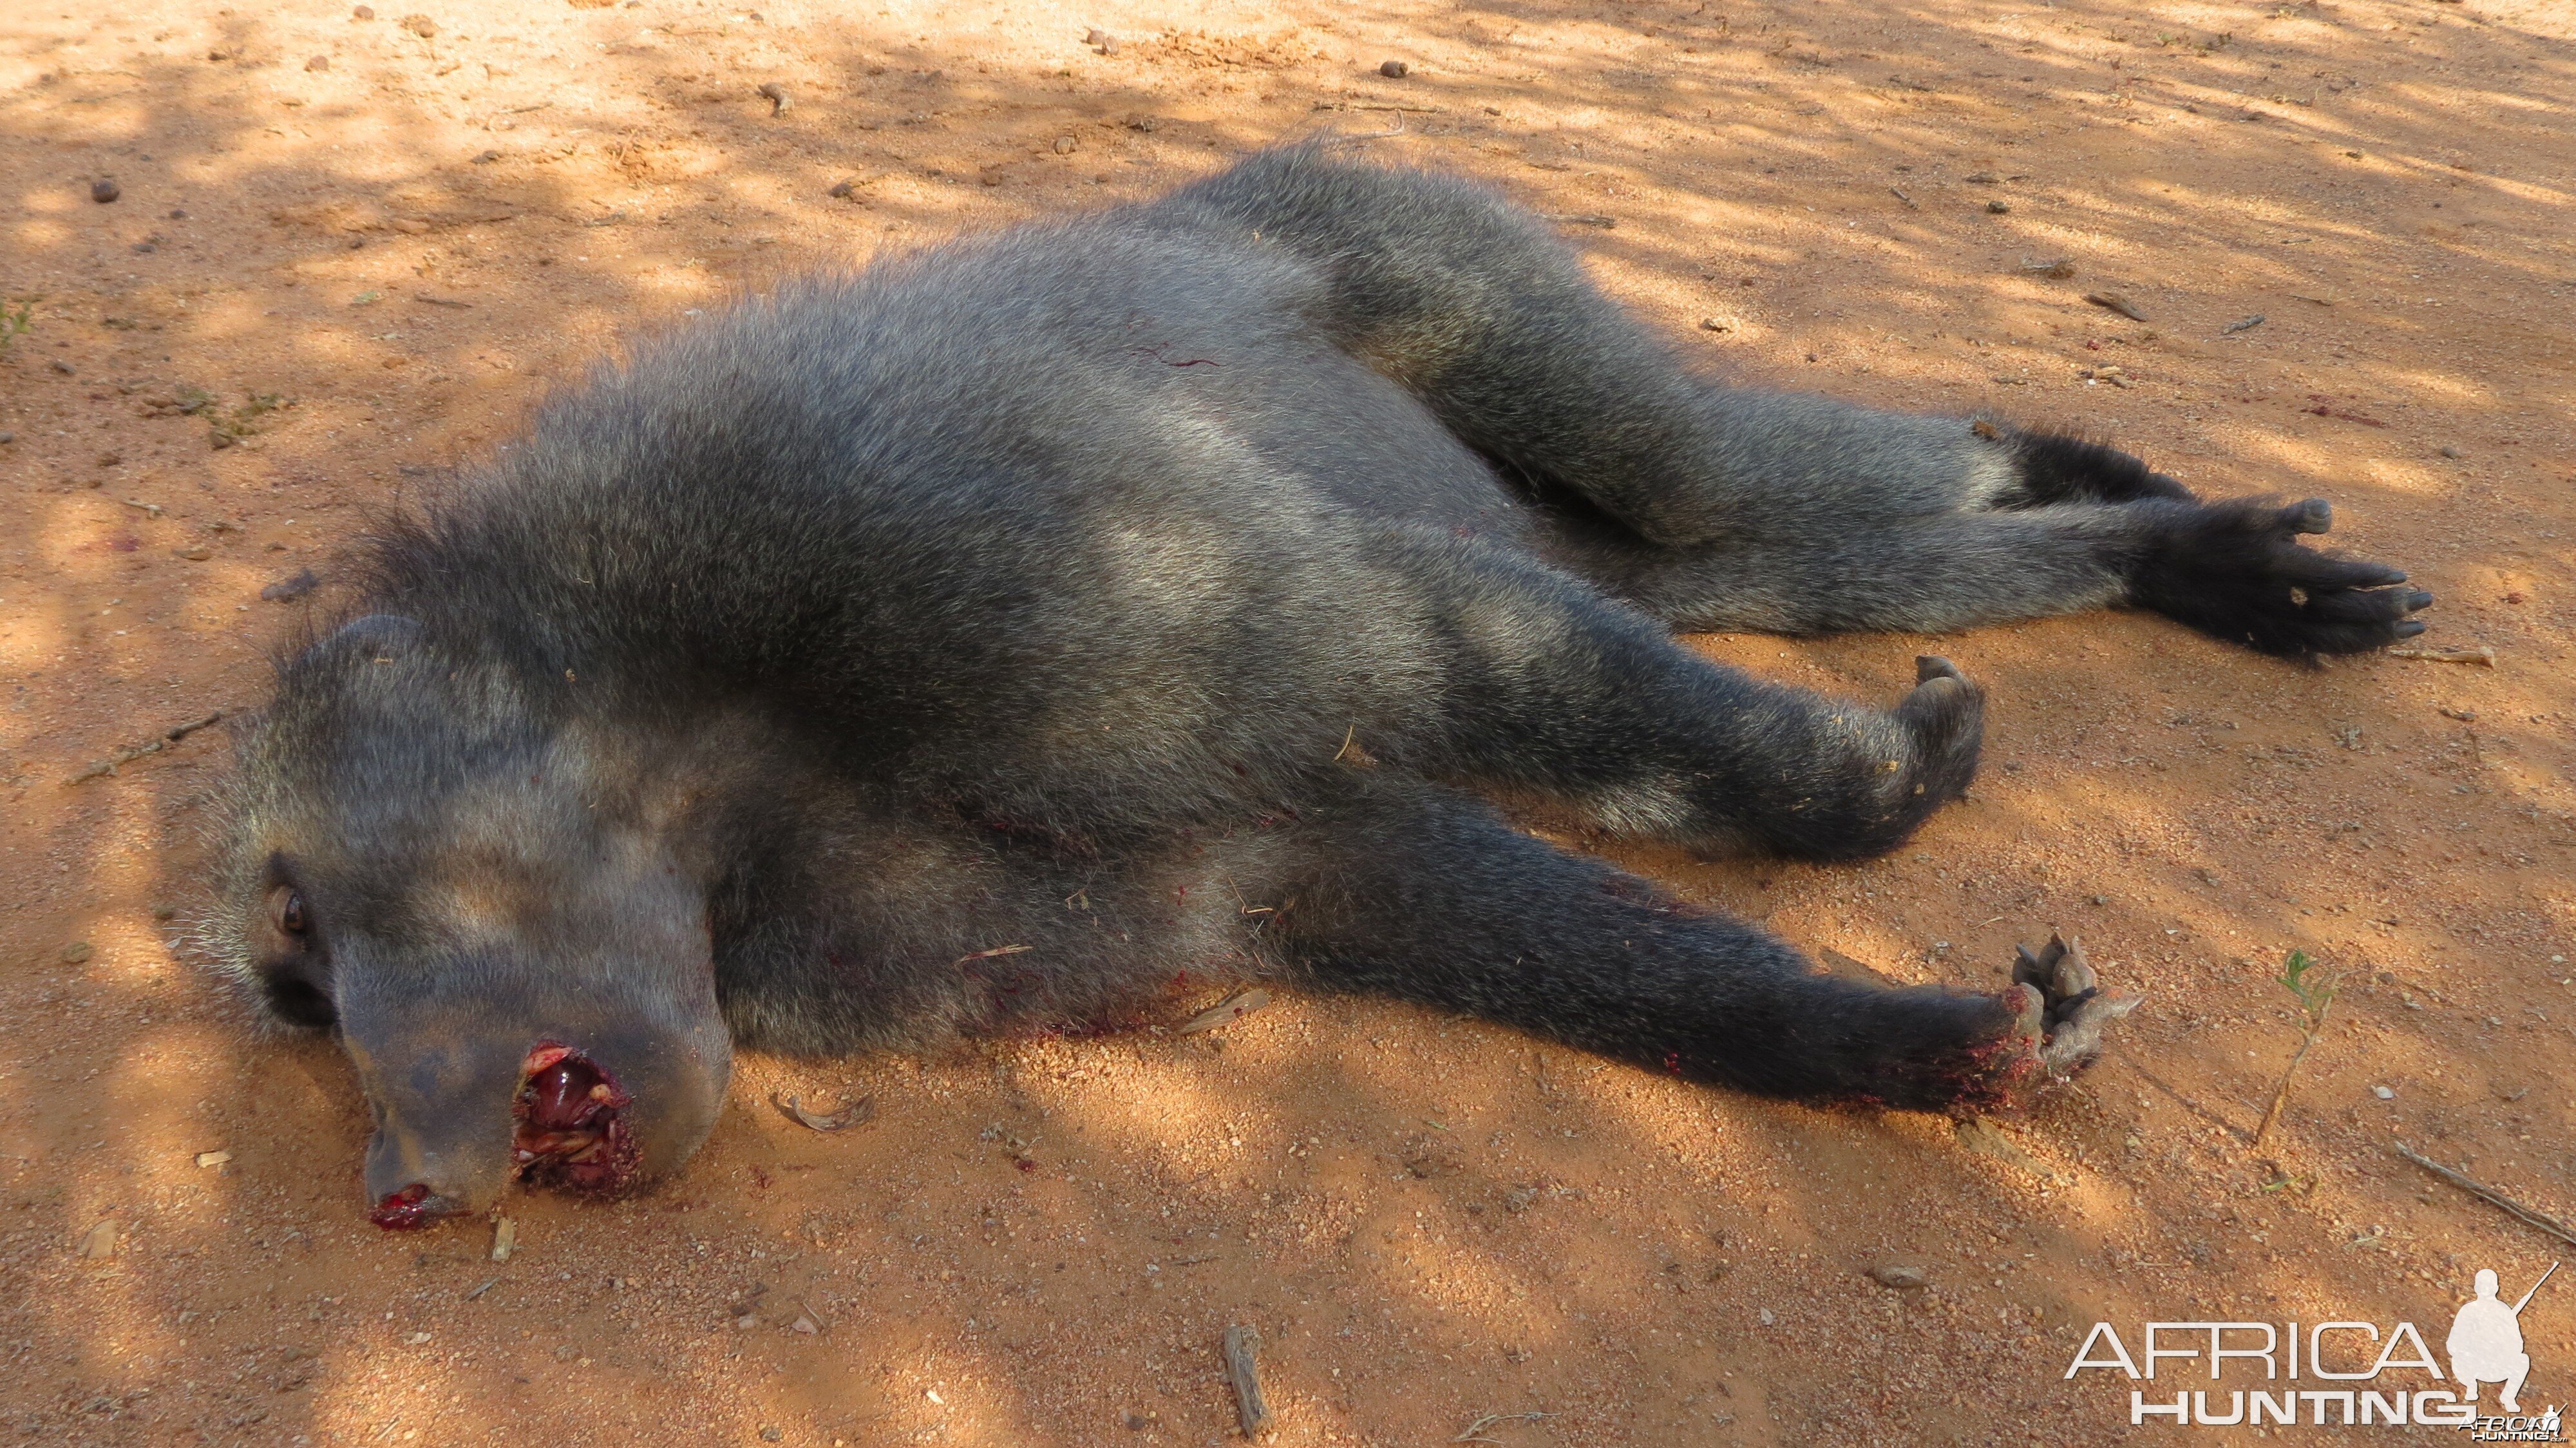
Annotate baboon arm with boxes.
[1262,776,2035,1113]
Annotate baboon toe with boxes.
[2040,989,2141,1075]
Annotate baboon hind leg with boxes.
[1159,148,2432,658]
[1566,497,2435,653]
[1155,146,2009,542]
[1260,776,2135,1112]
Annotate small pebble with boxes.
[1379,59,1410,78]
[757,81,791,115]
[1084,27,1108,45]
[92,179,120,204]
[77,1222,118,1261]
[1868,1264,1929,1290]
[1985,199,2010,214]
[2373,1085,2395,1100]
[2089,893,2108,906]
[0,432,17,444]
[306,54,330,71]
[177,546,213,561]
[1052,134,1077,154]
[400,13,437,37]
[169,208,187,219]
[471,149,500,164]
[2438,444,2461,459]
[194,1150,232,1168]
[61,941,95,964]
[352,3,375,16]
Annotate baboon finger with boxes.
[2040,992,2140,1074]
[2012,938,2062,993]
[2277,549,2410,591]
[2045,933,2097,1000]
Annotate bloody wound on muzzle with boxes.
[368,1042,640,1228]
[511,1042,640,1194]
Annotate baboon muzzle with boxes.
[338,966,730,1228]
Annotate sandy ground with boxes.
[5,0,2574,1443]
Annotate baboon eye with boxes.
[276,889,308,937]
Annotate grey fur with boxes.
[209,145,2421,1220]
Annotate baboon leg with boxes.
[1154,147,2034,540]
[1569,498,2436,653]
[1366,531,1982,861]
[1159,148,2430,658]
[1260,776,2133,1112]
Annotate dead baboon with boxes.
[209,146,2426,1225]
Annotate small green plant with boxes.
[0,300,33,354]
[2253,949,2338,1148]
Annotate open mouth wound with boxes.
[512,1042,640,1194]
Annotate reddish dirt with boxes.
[4,1,2572,1444]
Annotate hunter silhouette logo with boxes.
[2452,1264,2555,1415]
[2065,1259,2562,1435]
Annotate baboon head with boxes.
[211,614,731,1226]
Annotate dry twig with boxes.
[2386,646,2496,666]
[2395,1143,2576,1249]
[1180,989,1269,1034]
[66,710,226,784]
[1455,1411,1553,1443]
[773,1093,874,1132]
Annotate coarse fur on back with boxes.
[209,142,2422,1224]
